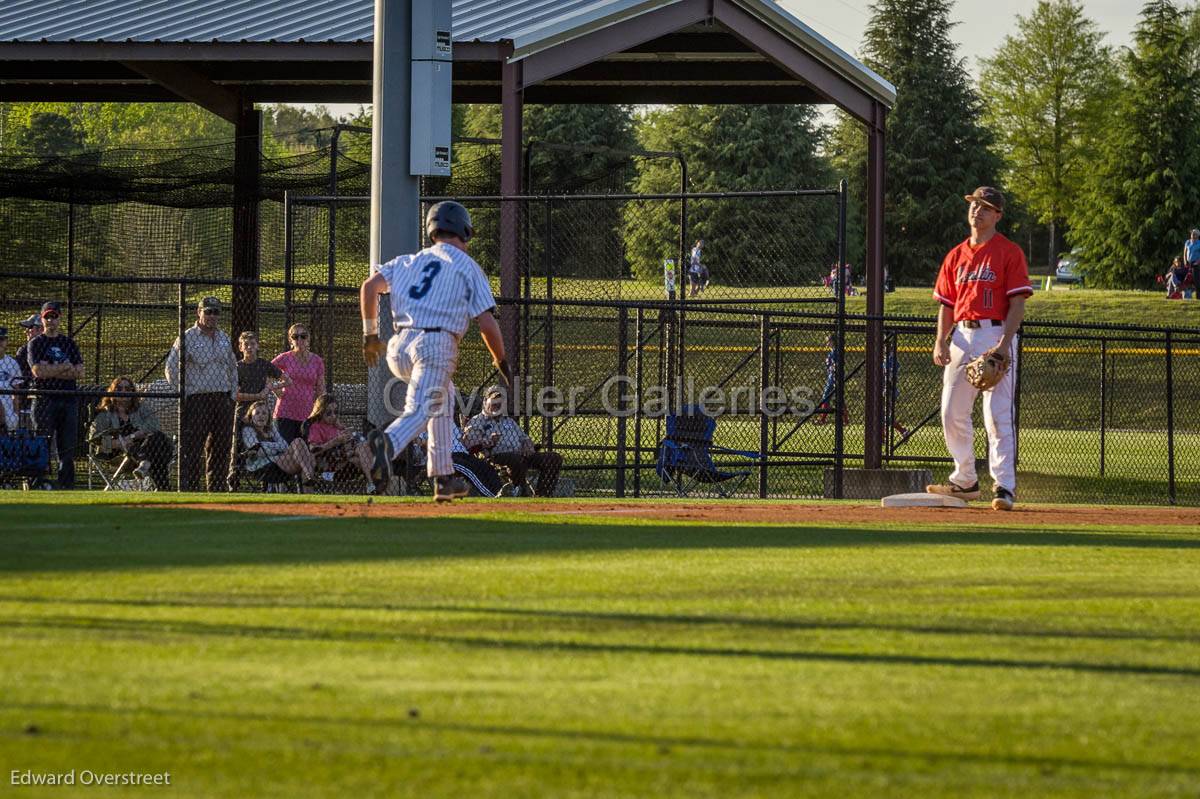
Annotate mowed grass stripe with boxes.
[0,500,1198,797]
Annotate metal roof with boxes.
[0,0,894,107]
[0,0,376,43]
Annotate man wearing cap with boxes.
[14,314,43,384]
[166,297,238,492]
[928,187,1033,511]
[26,301,85,489]
[0,326,21,432]
[462,386,563,497]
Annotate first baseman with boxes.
[929,186,1032,510]
[360,201,511,502]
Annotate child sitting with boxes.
[303,394,376,494]
[241,399,316,488]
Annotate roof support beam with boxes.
[500,49,523,371]
[121,60,243,123]
[864,101,887,468]
[519,0,708,89]
[713,0,873,123]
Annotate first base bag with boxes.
[0,431,50,478]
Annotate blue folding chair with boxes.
[655,407,758,498]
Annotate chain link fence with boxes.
[2,271,1198,504]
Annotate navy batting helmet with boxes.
[425,201,474,243]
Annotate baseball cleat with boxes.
[926,481,981,501]
[367,430,394,486]
[991,487,1015,511]
[434,475,469,502]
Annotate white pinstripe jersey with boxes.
[375,242,496,337]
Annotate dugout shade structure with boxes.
[0,0,896,466]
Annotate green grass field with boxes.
[2,493,1198,797]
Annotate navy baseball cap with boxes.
[17,314,42,329]
[40,301,63,316]
[0,326,8,338]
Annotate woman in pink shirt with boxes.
[272,323,324,443]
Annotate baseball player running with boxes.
[360,201,512,502]
[929,187,1032,511]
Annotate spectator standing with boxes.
[90,376,174,490]
[463,386,563,497]
[14,314,42,385]
[12,314,44,424]
[0,327,21,431]
[27,301,84,489]
[303,394,376,494]
[166,296,238,492]
[229,330,291,490]
[272,323,324,443]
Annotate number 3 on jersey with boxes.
[409,260,442,300]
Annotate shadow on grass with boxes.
[1,504,1198,575]
[3,698,1200,777]
[3,596,1198,645]
[0,614,1196,679]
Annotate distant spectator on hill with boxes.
[1184,229,1200,270]
[1165,256,1192,299]
[688,239,709,297]
[272,323,324,444]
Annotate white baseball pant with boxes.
[941,324,1018,492]
[384,329,459,478]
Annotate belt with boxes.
[396,326,444,333]
[958,319,1003,329]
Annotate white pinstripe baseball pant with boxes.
[384,329,459,478]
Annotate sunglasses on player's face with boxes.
[202,309,219,316]
[291,332,308,340]
[42,312,60,321]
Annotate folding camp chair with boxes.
[85,407,152,492]
[655,407,758,498]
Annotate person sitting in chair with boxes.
[462,385,562,497]
[89,376,174,490]
[303,393,376,494]
[240,399,316,489]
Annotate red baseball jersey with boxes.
[933,232,1032,321]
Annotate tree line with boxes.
[0,0,1193,289]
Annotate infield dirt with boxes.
[168,500,1200,528]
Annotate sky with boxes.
[777,0,1141,76]
[319,1,1144,119]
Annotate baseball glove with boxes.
[362,334,385,367]
[965,349,1010,391]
